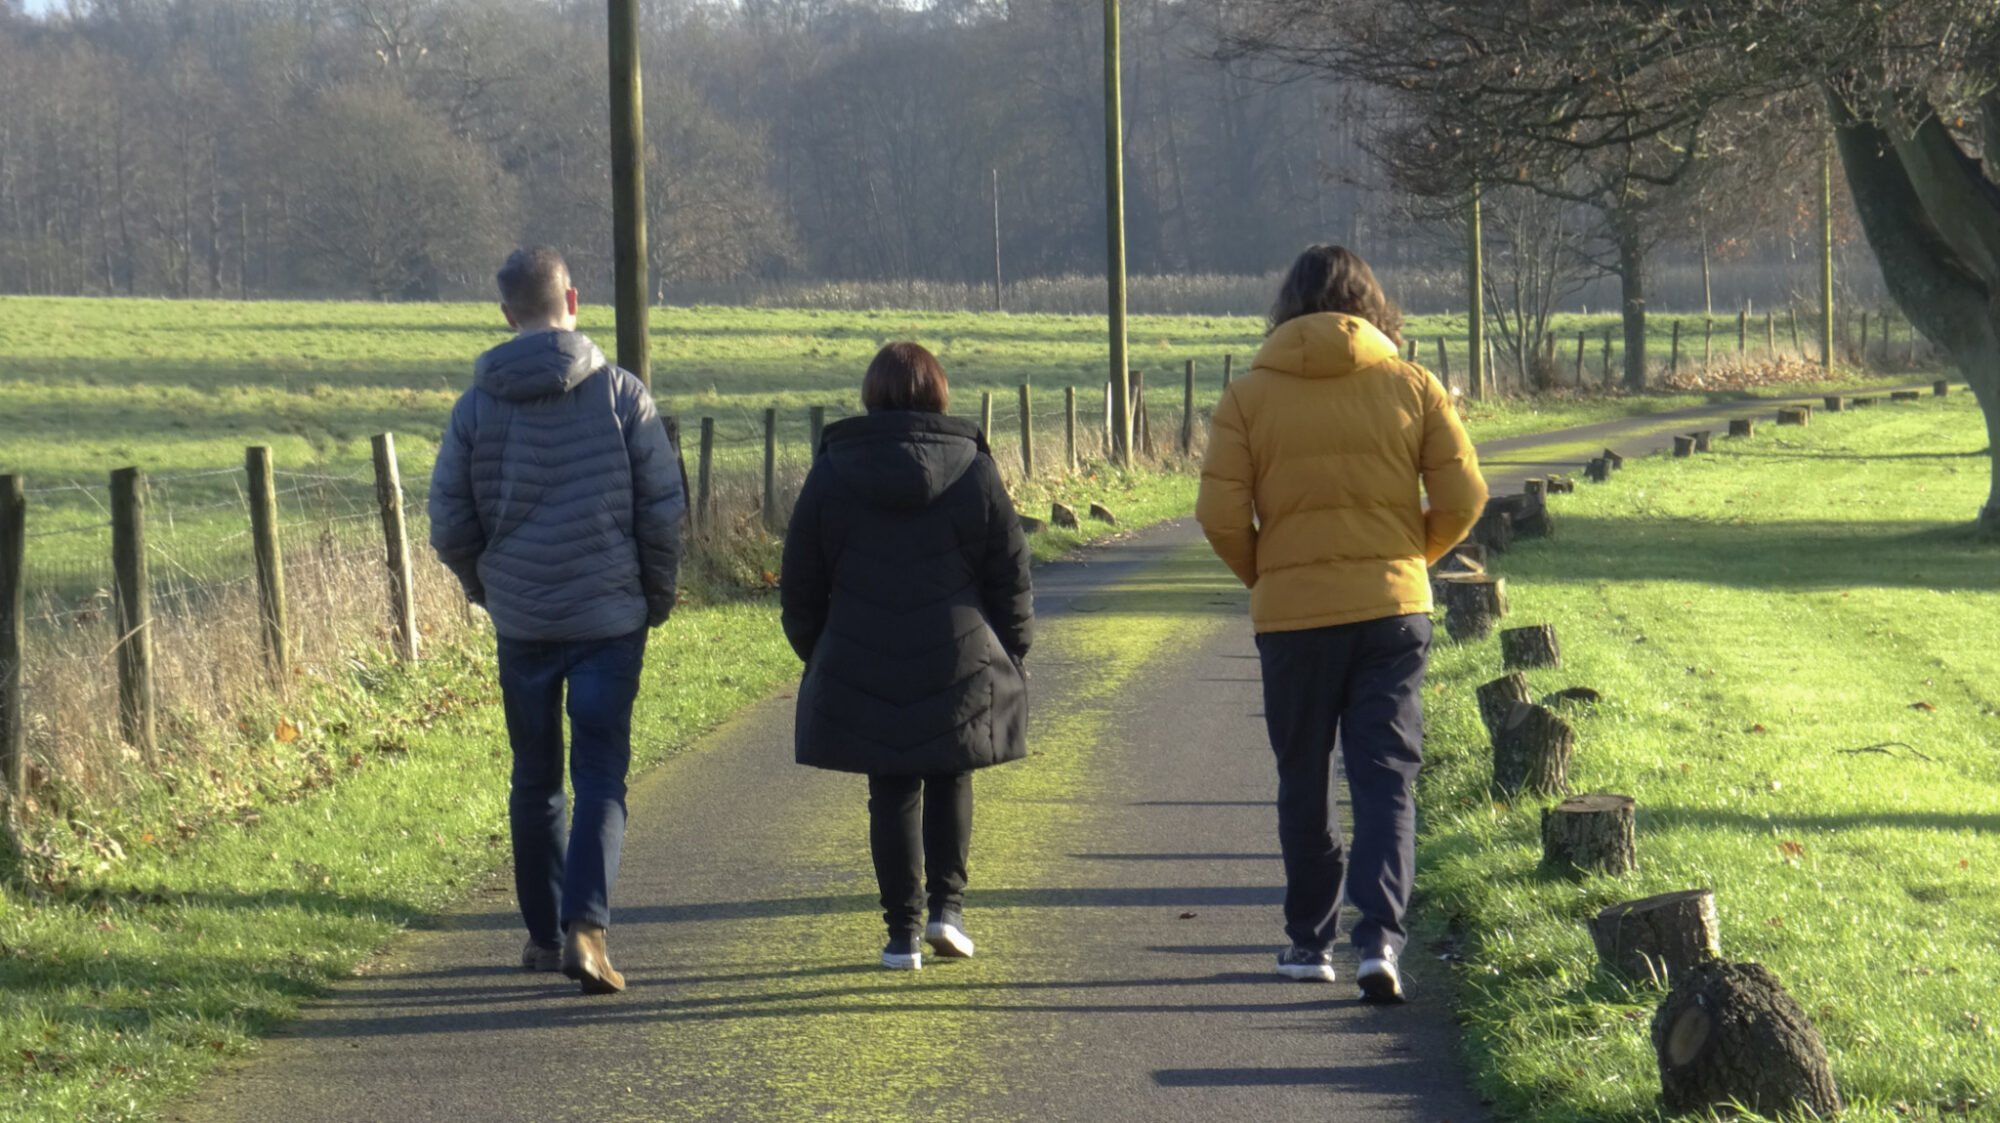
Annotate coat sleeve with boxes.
[1195,385,1259,588]
[1417,371,1489,564]
[977,458,1033,660]
[621,377,687,626]
[426,393,485,604]
[779,467,831,664]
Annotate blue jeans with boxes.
[496,628,648,945]
[1255,613,1431,958]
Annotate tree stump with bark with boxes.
[1545,474,1575,494]
[1500,623,1560,669]
[1777,407,1811,426]
[1442,542,1488,571]
[1651,960,1842,1119]
[1488,492,1550,539]
[1589,889,1721,984]
[1472,507,1514,553]
[1691,430,1712,452]
[1476,672,1531,739]
[1018,514,1046,534]
[1851,396,1876,408]
[1673,435,1694,458]
[1087,502,1117,525]
[1601,448,1625,470]
[1891,389,1921,402]
[1540,793,1636,876]
[1823,395,1845,412]
[1542,686,1602,708]
[1050,502,1080,529]
[1934,379,1950,397]
[1586,457,1612,483]
[1727,418,1755,438]
[1440,574,1508,642]
[1492,702,1572,797]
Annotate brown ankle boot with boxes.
[561,922,625,995]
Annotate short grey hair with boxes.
[496,246,570,323]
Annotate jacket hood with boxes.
[820,411,984,510]
[473,330,607,401]
[1252,313,1402,380]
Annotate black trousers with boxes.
[867,772,972,938]
[1255,613,1431,957]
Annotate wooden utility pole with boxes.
[1468,185,1486,400]
[245,446,288,685]
[1820,138,1835,373]
[992,168,1003,313]
[1103,0,1132,466]
[110,468,155,762]
[607,0,649,387]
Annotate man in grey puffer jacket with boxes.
[429,246,685,995]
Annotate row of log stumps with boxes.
[1449,505,1841,1116]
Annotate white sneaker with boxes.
[880,934,922,970]
[1276,945,1337,982]
[1357,954,1405,1003]
[924,920,976,959]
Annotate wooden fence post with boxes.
[1575,331,1586,385]
[370,435,419,664]
[1435,337,1451,390]
[1064,386,1078,471]
[1102,381,1113,456]
[807,405,826,453]
[1704,317,1714,370]
[1180,359,1195,456]
[110,466,156,761]
[245,446,288,684]
[0,475,23,805]
[1788,307,1802,357]
[696,417,715,533]
[1670,320,1681,379]
[980,392,994,443]
[1132,371,1154,458]
[1224,353,1235,387]
[1018,384,1035,476]
[1601,329,1614,384]
[1765,310,1776,354]
[761,408,778,531]
[1738,306,1748,353]
[663,415,691,530]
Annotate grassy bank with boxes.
[1417,394,1999,1120]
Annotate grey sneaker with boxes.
[520,938,561,972]
[1276,945,1336,982]
[1357,950,1406,1003]
[924,910,975,959]
[881,932,923,971]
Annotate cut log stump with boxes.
[1727,418,1755,438]
[1492,702,1572,798]
[1934,379,1950,397]
[1777,407,1810,426]
[1673,435,1694,458]
[1087,502,1117,525]
[1851,396,1876,407]
[1542,686,1602,708]
[1891,389,1921,403]
[1540,793,1636,876]
[1585,457,1612,483]
[1822,395,1844,412]
[1050,502,1080,529]
[1651,960,1843,1119]
[1601,448,1625,470]
[1018,514,1046,534]
[1440,574,1508,642]
[1545,474,1575,494]
[1442,542,1488,572]
[1500,623,1560,669]
[1691,430,1712,453]
[1590,889,1721,984]
[1472,508,1514,553]
[1476,673,1531,740]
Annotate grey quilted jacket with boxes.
[428,330,685,642]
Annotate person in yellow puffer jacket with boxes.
[1196,244,1487,1004]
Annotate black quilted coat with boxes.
[781,411,1032,776]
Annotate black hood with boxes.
[820,411,985,510]
[473,330,607,401]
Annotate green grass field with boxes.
[1419,393,1999,1120]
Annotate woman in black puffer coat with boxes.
[780,342,1033,970]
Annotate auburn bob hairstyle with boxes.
[862,342,950,414]
[1267,244,1404,347]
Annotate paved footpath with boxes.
[169,388,1915,1123]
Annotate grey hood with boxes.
[473,330,606,401]
[820,411,984,511]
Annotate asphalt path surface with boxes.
[170,388,1929,1123]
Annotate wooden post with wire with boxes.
[761,408,778,531]
[1065,386,1078,471]
[696,417,715,533]
[807,405,826,454]
[1180,359,1195,456]
[0,475,24,809]
[1018,384,1035,477]
[110,467,157,760]
[245,446,288,685]
[370,435,419,664]
[980,392,995,444]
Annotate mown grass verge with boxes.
[0,464,1195,1123]
[1416,393,1999,1120]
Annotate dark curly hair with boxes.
[1266,244,1404,347]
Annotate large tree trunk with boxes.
[1831,92,2000,532]
[1613,212,1649,391]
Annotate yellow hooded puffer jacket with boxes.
[1196,312,1488,633]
